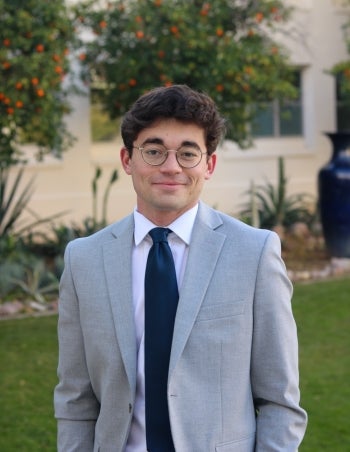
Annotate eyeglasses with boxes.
[133,143,207,168]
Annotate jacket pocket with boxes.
[196,301,245,322]
[215,433,255,451]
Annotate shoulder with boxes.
[199,201,274,240]
[66,214,134,255]
[197,202,281,255]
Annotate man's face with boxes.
[120,118,216,225]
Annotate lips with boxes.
[152,179,186,186]
[153,176,187,183]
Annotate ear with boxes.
[205,153,216,180]
[120,147,132,175]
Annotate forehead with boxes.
[136,118,206,147]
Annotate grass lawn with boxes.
[293,277,350,451]
[0,315,58,451]
[0,277,349,451]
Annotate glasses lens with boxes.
[141,144,167,165]
[177,146,202,168]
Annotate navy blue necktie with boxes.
[144,227,178,452]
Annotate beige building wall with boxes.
[12,0,350,228]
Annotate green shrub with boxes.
[74,0,296,147]
[238,157,316,229]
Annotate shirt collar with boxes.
[133,204,198,246]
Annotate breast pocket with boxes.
[196,301,245,322]
[216,433,255,451]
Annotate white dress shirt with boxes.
[125,204,198,452]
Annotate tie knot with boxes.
[149,227,171,243]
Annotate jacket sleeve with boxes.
[251,231,307,451]
[54,241,99,452]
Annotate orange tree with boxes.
[73,0,296,147]
[0,0,77,168]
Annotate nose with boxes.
[160,150,182,172]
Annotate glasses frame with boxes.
[133,144,208,169]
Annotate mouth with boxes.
[153,179,185,186]
[152,181,185,191]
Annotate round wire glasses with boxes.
[133,143,207,168]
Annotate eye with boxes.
[145,149,161,156]
[178,148,200,160]
[143,146,165,157]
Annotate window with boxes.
[251,70,303,138]
[90,86,120,142]
[336,75,350,131]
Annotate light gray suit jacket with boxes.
[54,202,307,451]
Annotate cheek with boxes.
[130,166,153,188]
[128,159,145,176]
[195,166,210,183]
[189,174,206,192]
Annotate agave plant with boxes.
[239,157,316,230]
[0,167,35,239]
[9,257,59,304]
[0,166,66,263]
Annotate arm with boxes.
[251,232,307,451]
[54,241,100,452]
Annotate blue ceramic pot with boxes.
[318,132,350,257]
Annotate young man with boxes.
[54,85,307,451]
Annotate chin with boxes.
[153,198,186,212]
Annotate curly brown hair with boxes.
[121,85,227,156]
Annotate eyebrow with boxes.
[141,137,201,149]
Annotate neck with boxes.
[136,203,198,226]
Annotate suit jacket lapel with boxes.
[100,206,226,389]
[169,203,226,378]
[102,215,137,394]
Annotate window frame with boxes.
[251,69,303,139]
